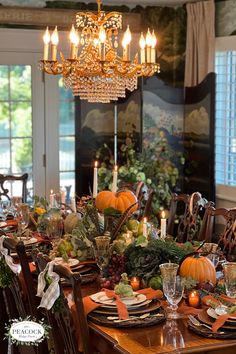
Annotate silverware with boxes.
[188,315,224,334]
[107,312,164,323]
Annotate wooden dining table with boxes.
[80,283,236,354]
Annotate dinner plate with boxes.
[92,299,161,316]
[22,237,38,245]
[54,257,80,268]
[0,221,7,228]
[198,310,236,330]
[207,308,236,325]
[90,291,146,306]
[98,299,152,310]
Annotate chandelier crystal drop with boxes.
[40,0,160,103]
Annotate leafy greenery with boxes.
[0,257,14,288]
[96,130,184,221]
[124,239,189,285]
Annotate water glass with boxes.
[94,236,111,285]
[159,262,179,282]
[163,276,185,319]
[222,262,236,298]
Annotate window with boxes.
[0,28,75,200]
[215,36,236,187]
[59,78,75,196]
[0,64,33,197]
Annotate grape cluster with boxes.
[101,254,127,289]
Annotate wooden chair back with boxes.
[35,253,91,354]
[167,192,214,242]
[0,238,48,353]
[0,173,28,202]
[200,206,236,261]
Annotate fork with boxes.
[188,315,224,334]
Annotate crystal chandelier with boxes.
[40,0,159,103]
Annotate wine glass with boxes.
[94,236,111,287]
[163,275,185,319]
[17,203,30,238]
[45,212,63,247]
[0,200,12,221]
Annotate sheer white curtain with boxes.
[184,0,215,87]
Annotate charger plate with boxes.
[88,305,166,328]
[188,320,236,339]
[92,299,161,316]
[199,310,236,330]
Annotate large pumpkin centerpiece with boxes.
[179,254,216,286]
[95,190,138,213]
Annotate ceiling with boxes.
[0,0,198,8]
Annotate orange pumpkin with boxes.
[179,254,216,286]
[95,190,138,213]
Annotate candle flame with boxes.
[50,189,53,194]
[114,165,118,172]
[143,217,147,223]
[94,161,98,168]
[161,211,165,219]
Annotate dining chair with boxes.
[200,206,236,261]
[0,173,28,202]
[35,253,91,354]
[167,192,214,243]
[0,237,49,353]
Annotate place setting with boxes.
[86,273,166,328]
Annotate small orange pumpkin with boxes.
[179,254,216,286]
[95,190,138,213]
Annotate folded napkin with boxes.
[36,261,60,310]
[177,302,203,316]
[138,288,163,300]
[0,236,21,274]
[212,310,236,332]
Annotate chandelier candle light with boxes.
[40,0,159,103]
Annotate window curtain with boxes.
[184,0,215,87]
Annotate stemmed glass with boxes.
[45,212,63,248]
[162,276,185,319]
[0,200,12,221]
[16,203,30,238]
[94,236,111,286]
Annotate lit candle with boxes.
[69,24,79,59]
[125,231,133,246]
[112,165,118,193]
[151,30,157,64]
[139,32,146,64]
[130,277,140,291]
[51,26,59,61]
[160,211,166,239]
[43,27,50,61]
[122,26,131,61]
[188,290,200,308]
[93,161,98,198]
[49,189,54,208]
[143,217,147,237]
[145,28,152,63]
[61,188,66,204]
[99,26,106,61]
[71,194,76,213]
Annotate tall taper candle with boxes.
[160,211,166,239]
[112,165,118,193]
[49,189,54,208]
[93,161,98,198]
[143,217,147,237]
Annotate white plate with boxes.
[22,237,38,245]
[90,291,147,306]
[0,222,7,228]
[54,257,80,268]
[207,307,236,321]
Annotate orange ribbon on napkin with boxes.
[137,288,163,300]
[212,310,236,332]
